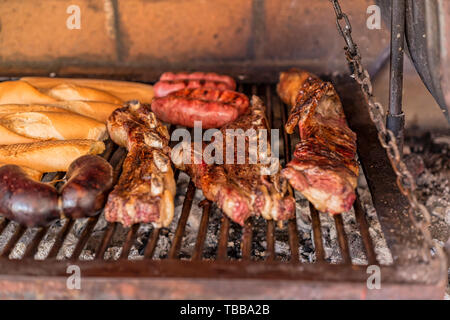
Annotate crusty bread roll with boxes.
[0,112,107,141]
[0,140,105,172]
[0,103,118,123]
[45,84,122,104]
[0,81,57,105]
[0,125,38,144]
[48,101,120,123]
[21,77,155,103]
[0,104,67,116]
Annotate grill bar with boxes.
[70,216,99,260]
[120,224,140,260]
[217,216,230,260]
[334,214,352,264]
[144,228,160,259]
[353,196,378,264]
[95,222,117,260]
[0,225,26,258]
[0,219,9,235]
[46,219,74,259]
[192,200,211,261]
[266,221,276,261]
[169,180,196,259]
[241,220,253,260]
[23,227,48,259]
[310,204,326,262]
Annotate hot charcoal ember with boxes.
[173,96,295,226]
[105,101,176,227]
[277,69,358,214]
[151,88,249,129]
[154,72,236,98]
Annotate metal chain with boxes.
[328,0,445,267]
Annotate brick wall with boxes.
[0,0,389,81]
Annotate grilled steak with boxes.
[172,96,295,225]
[105,101,176,227]
[151,88,249,128]
[277,69,358,214]
[154,72,236,98]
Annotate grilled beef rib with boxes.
[105,101,176,227]
[172,96,295,225]
[277,69,358,214]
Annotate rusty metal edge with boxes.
[0,274,444,300]
[0,258,444,285]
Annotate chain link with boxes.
[328,0,445,267]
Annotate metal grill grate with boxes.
[0,81,445,299]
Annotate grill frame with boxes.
[0,78,446,299]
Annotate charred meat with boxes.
[105,101,176,227]
[172,96,295,225]
[277,69,358,214]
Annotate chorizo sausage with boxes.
[154,79,232,98]
[159,72,236,90]
[151,88,249,128]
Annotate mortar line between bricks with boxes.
[110,0,124,63]
[251,0,266,60]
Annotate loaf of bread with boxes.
[0,140,105,172]
[45,84,122,104]
[0,111,107,141]
[0,103,119,123]
[48,101,120,123]
[0,81,57,105]
[21,77,155,103]
[0,104,67,116]
[0,125,38,145]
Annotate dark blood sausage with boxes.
[0,155,114,227]
[159,72,236,90]
[0,165,60,227]
[151,88,250,128]
[61,155,113,219]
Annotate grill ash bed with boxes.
[0,80,446,299]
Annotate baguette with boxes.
[0,111,107,141]
[0,125,38,144]
[0,104,67,116]
[0,140,105,172]
[0,81,56,104]
[21,77,155,103]
[45,84,122,104]
[48,101,120,123]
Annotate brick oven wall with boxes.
[0,0,389,81]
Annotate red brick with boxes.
[118,0,253,63]
[264,0,389,73]
[0,0,117,63]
